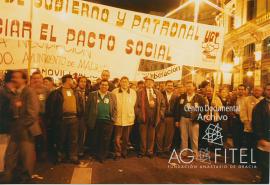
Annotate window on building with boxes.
[227,50,235,63]
[228,15,235,31]
[244,43,255,57]
[247,0,257,21]
[262,37,270,59]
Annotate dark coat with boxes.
[45,87,81,126]
[85,91,117,129]
[161,91,178,117]
[0,86,16,133]
[252,98,270,142]
[10,86,41,140]
[135,88,166,127]
[74,88,88,118]
[174,93,207,122]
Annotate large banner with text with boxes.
[0,0,224,80]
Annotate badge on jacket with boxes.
[104,98,110,104]
[39,94,45,101]
[180,99,184,104]
[66,91,72,97]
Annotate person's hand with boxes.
[175,122,179,127]
[258,139,270,147]
[258,139,270,152]
[203,114,211,123]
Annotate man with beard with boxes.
[6,70,40,183]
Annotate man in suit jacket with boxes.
[156,80,178,157]
[135,77,166,158]
[252,83,270,184]
[85,79,117,163]
[6,70,40,183]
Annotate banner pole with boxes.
[27,0,33,83]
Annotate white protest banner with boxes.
[135,59,182,81]
[0,0,224,80]
[0,38,105,80]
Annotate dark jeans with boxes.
[78,118,87,155]
[199,122,208,149]
[242,132,257,164]
[35,115,47,161]
[114,125,132,157]
[56,117,78,161]
[93,119,114,161]
[256,149,270,184]
[3,136,35,183]
[139,123,155,155]
[156,117,175,153]
[130,121,140,152]
[231,116,244,163]
[172,125,181,150]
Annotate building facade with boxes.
[220,0,270,89]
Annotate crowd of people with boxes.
[0,69,269,183]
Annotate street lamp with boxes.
[191,69,196,75]
[165,0,232,23]
[221,63,233,72]
[246,71,253,77]
[254,51,262,61]
[233,56,240,65]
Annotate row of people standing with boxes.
[0,69,269,184]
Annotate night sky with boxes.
[95,0,180,13]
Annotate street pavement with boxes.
[32,152,260,184]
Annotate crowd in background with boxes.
[0,69,269,183]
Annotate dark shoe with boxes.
[57,157,63,163]
[78,152,84,158]
[98,159,104,164]
[70,159,80,165]
[148,154,154,159]
[122,154,127,159]
[114,156,120,161]
[137,154,143,158]
[156,152,163,157]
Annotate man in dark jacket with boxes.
[135,77,166,158]
[5,70,40,183]
[45,74,80,164]
[0,71,16,183]
[75,76,88,157]
[85,79,117,163]
[174,81,207,157]
[30,71,50,161]
[252,83,270,184]
[156,80,178,157]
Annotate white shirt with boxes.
[187,93,195,102]
[146,88,154,101]
[98,91,107,99]
[166,91,173,102]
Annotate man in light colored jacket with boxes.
[112,76,137,160]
